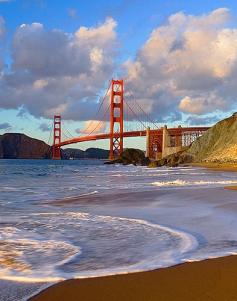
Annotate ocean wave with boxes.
[111,172,207,177]
[152,179,237,187]
[0,213,197,283]
[0,238,80,282]
[0,187,19,192]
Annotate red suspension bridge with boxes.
[51,79,209,160]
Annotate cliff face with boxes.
[0,133,51,159]
[154,113,237,167]
[187,113,237,163]
[0,133,109,159]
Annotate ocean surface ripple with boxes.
[0,159,237,300]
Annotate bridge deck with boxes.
[56,127,209,147]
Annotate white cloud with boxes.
[1,9,237,126]
[33,79,48,90]
[77,120,107,134]
[124,8,237,121]
[75,18,116,47]
[0,18,117,120]
[179,94,226,114]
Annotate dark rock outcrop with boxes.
[151,152,193,167]
[106,148,150,166]
[0,133,51,159]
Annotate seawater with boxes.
[0,159,237,300]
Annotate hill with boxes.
[186,113,237,163]
[0,133,109,160]
[0,133,50,159]
[156,113,237,167]
[62,147,109,159]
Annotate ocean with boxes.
[0,159,237,300]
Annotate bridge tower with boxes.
[52,115,61,160]
[109,79,124,160]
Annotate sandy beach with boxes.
[2,162,237,300]
[30,164,237,301]
[31,255,237,301]
[225,186,237,191]
[190,162,237,172]
[190,163,237,191]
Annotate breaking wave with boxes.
[0,213,197,282]
[152,179,237,187]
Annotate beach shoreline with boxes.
[30,164,237,300]
[190,162,237,172]
[30,255,237,301]
[190,163,237,191]
[1,163,235,300]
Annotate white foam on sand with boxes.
[152,179,237,187]
[0,213,200,300]
[0,215,198,282]
[70,217,199,279]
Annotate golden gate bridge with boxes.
[51,79,209,160]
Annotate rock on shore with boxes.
[105,148,150,166]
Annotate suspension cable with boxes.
[79,80,111,136]
[87,103,111,136]
[61,121,75,139]
[126,91,159,129]
[124,99,148,130]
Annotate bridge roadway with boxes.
[56,127,210,147]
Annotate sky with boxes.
[0,0,237,150]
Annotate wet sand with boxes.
[30,165,237,300]
[190,163,237,191]
[191,162,237,172]
[225,186,237,191]
[31,255,237,301]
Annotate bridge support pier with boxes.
[145,127,150,158]
[162,125,183,158]
[52,115,61,160]
[146,128,162,160]
[109,79,124,160]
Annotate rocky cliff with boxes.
[0,133,50,159]
[186,113,237,163]
[155,113,237,167]
[0,133,109,159]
